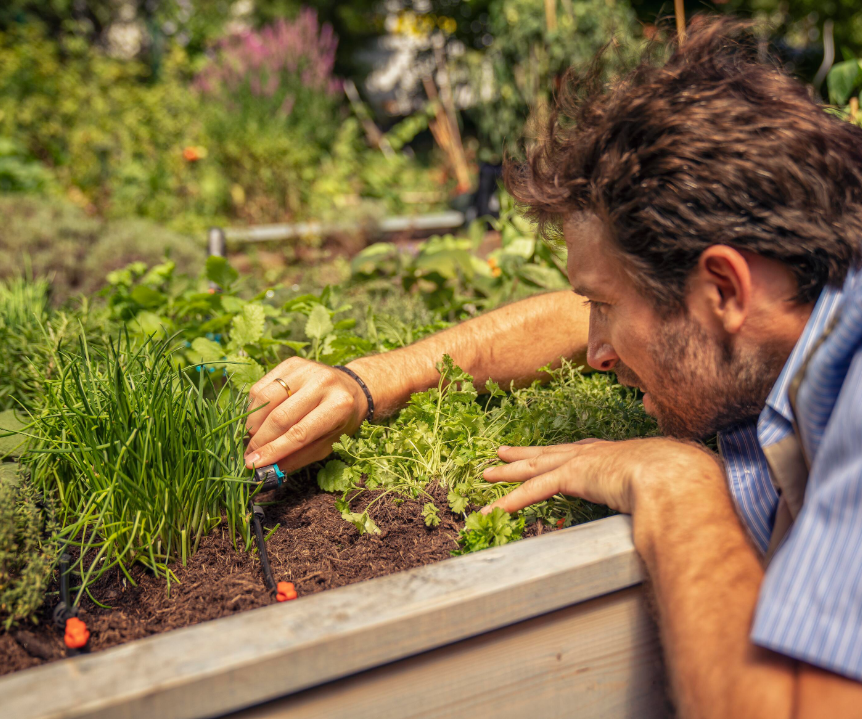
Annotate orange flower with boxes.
[183,146,206,162]
[487,257,502,278]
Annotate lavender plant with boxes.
[196,12,345,221]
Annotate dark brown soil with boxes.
[1,479,543,677]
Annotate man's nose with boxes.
[587,340,619,371]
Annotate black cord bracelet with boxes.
[334,365,375,422]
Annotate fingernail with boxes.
[480,505,492,515]
[498,445,509,451]
[245,452,260,466]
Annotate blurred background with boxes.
[2,0,862,297]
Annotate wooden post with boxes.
[422,71,472,194]
[544,0,557,33]
[674,0,686,44]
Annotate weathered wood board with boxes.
[0,514,662,719]
[238,586,667,719]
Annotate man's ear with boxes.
[690,246,751,335]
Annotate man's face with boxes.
[564,214,781,439]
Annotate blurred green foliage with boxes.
[349,194,570,319]
[462,0,641,162]
[0,19,445,232]
[0,195,205,303]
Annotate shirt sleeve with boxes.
[750,343,862,681]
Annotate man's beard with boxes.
[615,314,787,440]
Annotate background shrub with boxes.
[0,196,205,303]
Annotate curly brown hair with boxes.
[504,16,862,310]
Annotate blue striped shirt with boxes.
[719,267,862,681]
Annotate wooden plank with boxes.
[236,586,668,719]
[1,515,646,719]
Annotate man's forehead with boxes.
[562,214,621,294]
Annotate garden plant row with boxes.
[0,215,656,675]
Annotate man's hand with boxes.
[482,437,718,516]
[244,357,368,471]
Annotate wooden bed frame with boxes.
[1,515,669,719]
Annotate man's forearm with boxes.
[633,455,795,719]
[347,290,589,417]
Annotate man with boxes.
[245,18,862,717]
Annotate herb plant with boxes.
[22,332,253,601]
[452,508,525,556]
[0,463,59,629]
[324,356,658,542]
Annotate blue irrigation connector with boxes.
[253,463,285,492]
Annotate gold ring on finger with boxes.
[273,377,293,398]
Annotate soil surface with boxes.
[0,478,544,677]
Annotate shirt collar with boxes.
[761,276,849,425]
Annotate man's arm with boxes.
[483,439,862,718]
[244,290,589,470]
[632,455,797,718]
[346,289,589,418]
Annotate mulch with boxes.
[0,479,543,677]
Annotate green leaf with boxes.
[827,59,862,106]
[131,311,170,337]
[305,304,333,341]
[339,508,381,535]
[229,303,266,350]
[221,295,245,314]
[500,236,535,259]
[518,263,570,290]
[188,337,224,364]
[224,355,265,390]
[447,489,469,514]
[129,285,167,309]
[317,460,354,493]
[453,509,525,555]
[205,256,239,289]
[141,261,176,287]
[422,502,441,527]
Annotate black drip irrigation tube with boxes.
[250,500,277,594]
[250,463,297,603]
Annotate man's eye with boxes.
[582,299,607,310]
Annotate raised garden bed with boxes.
[0,515,667,719]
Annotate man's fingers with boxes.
[496,444,577,462]
[245,406,334,469]
[484,450,575,483]
[245,387,321,459]
[484,471,568,515]
[246,359,306,435]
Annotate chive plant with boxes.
[24,332,253,602]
